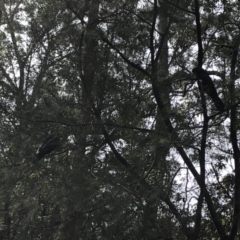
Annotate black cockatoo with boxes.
[36,131,60,160]
[192,66,225,111]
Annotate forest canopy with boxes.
[0,0,239,239]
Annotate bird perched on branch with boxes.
[192,66,225,111]
[36,131,60,160]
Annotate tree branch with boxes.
[229,43,240,240]
[99,33,151,78]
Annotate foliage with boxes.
[0,0,239,240]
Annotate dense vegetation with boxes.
[0,0,239,239]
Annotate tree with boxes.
[0,0,240,239]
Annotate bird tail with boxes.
[213,97,225,111]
